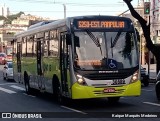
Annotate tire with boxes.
[52,76,59,98]
[57,87,63,104]
[108,97,120,103]
[3,73,6,80]
[6,74,8,81]
[24,72,33,95]
[52,75,70,105]
[143,80,149,87]
[57,86,68,105]
[155,81,160,101]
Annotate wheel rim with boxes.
[25,83,29,92]
[57,87,62,103]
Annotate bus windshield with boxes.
[74,31,138,70]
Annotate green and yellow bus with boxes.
[13,15,141,103]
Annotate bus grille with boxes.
[93,89,125,96]
[84,73,130,80]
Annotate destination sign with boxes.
[77,20,125,29]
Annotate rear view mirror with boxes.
[74,36,80,47]
[4,66,7,69]
[99,38,102,45]
[135,28,140,42]
[66,34,71,45]
[156,71,160,81]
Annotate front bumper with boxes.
[7,74,13,79]
[71,80,141,99]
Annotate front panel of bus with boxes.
[69,16,141,99]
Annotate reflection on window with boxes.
[22,37,26,57]
[49,39,58,57]
[74,31,138,70]
[44,40,48,57]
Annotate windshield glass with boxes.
[8,63,13,68]
[73,31,138,70]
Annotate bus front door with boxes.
[36,40,44,90]
[60,33,69,96]
[17,42,22,83]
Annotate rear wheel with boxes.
[24,72,33,94]
[3,73,6,80]
[5,74,8,81]
[143,80,149,87]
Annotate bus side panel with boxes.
[22,57,37,88]
[43,56,60,93]
[43,36,61,94]
[13,55,18,82]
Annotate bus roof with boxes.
[14,15,132,38]
[15,19,66,38]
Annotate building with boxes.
[0,11,53,52]
[0,4,9,17]
[11,18,30,31]
[150,0,160,44]
[119,0,145,64]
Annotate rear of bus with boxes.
[69,16,141,101]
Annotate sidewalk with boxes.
[141,64,157,82]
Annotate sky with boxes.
[0,0,139,20]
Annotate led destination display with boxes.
[77,20,125,29]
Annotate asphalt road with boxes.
[0,65,160,121]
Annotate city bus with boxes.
[12,15,141,103]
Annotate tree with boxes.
[123,0,160,74]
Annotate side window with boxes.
[13,39,17,56]
[44,32,49,57]
[22,37,27,57]
[33,35,37,57]
[17,42,22,72]
[157,71,160,81]
[49,30,59,57]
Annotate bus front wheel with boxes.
[52,76,67,104]
[107,97,120,103]
[56,86,68,105]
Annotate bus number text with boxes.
[112,79,126,85]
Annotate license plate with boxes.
[104,88,115,93]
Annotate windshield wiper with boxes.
[111,31,121,48]
[111,37,113,58]
[85,30,102,55]
[86,30,100,47]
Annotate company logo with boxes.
[2,113,11,118]
[108,59,117,69]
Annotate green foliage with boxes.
[0,11,25,24]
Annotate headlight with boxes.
[76,74,87,85]
[130,71,139,84]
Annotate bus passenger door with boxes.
[60,33,70,95]
[17,42,22,83]
[36,39,43,89]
